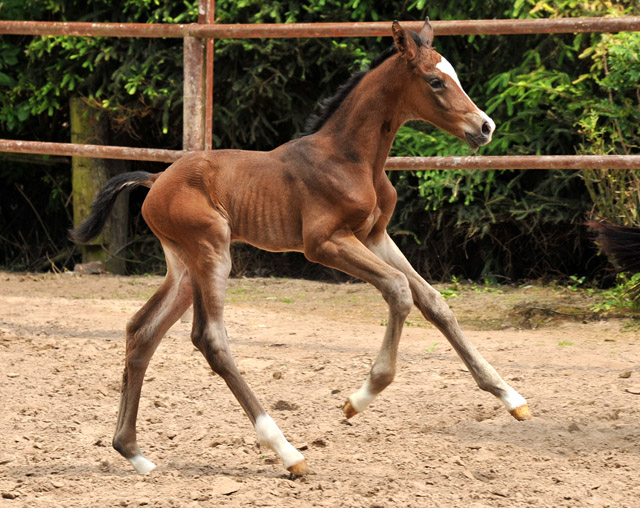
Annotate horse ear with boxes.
[392,20,419,65]
[420,17,434,47]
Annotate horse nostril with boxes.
[481,121,492,137]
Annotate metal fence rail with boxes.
[0,139,183,163]
[1,17,639,38]
[2,139,639,170]
[1,10,639,168]
[384,155,640,171]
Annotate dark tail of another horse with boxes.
[588,221,640,273]
[69,171,159,244]
[588,221,640,301]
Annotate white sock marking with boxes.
[500,387,528,412]
[254,414,304,469]
[349,379,376,413]
[128,454,157,474]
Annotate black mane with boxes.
[303,31,424,135]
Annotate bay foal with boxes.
[72,20,531,476]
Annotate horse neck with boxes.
[319,56,410,176]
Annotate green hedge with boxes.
[0,0,638,282]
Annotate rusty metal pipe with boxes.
[189,17,640,39]
[384,155,640,170]
[183,36,205,151]
[0,21,188,38]
[203,0,215,150]
[1,17,638,39]
[0,139,183,163]
[2,140,640,169]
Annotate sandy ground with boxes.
[1,272,639,508]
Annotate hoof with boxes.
[510,404,532,421]
[287,459,309,476]
[342,399,358,419]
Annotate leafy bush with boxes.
[387,0,639,281]
[0,0,638,281]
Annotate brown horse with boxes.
[71,19,530,477]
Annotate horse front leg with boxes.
[304,231,414,419]
[367,233,531,421]
[342,288,410,418]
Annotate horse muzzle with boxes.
[464,112,495,149]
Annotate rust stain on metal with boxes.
[0,20,188,38]
[1,15,640,162]
[188,17,640,39]
[204,0,215,150]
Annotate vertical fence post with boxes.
[70,97,128,274]
[203,0,215,150]
[183,35,205,151]
[182,0,213,152]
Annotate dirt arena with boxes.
[1,272,639,507]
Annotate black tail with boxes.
[69,171,157,244]
[588,221,640,273]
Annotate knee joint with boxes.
[388,276,413,317]
[418,291,456,329]
[430,302,457,329]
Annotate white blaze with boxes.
[435,56,495,133]
[435,56,463,89]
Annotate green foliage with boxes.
[591,273,640,312]
[0,0,196,142]
[386,0,640,281]
[1,0,639,280]
[210,0,428,149]
[583,169,640,225]
[0,41,19,87]
[568,274,587,291]
[577,31,640,226]
[578,31,640,155]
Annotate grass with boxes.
[425,341,439,353]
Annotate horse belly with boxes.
[228,191,303,253]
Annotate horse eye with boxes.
[429,78,444,89]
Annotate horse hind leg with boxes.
[112,248,193,473]
[185,218,307,475]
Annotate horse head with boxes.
[392,19,495,149]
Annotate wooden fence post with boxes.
[70,97,128,274]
